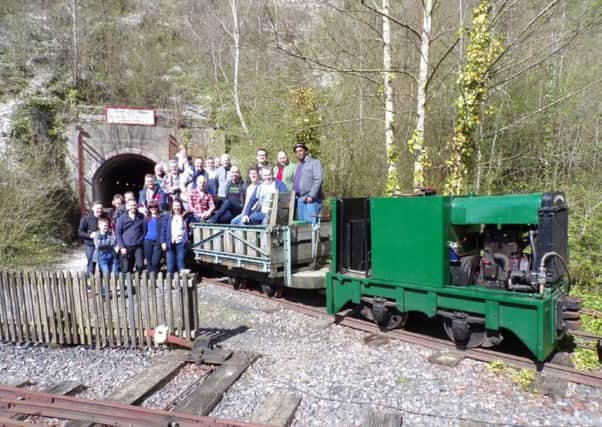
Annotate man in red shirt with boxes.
[188,175,215,222]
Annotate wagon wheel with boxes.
[238,277,248,290]
[261,282,276,297]
[443,318,487,349]
[273,283,284,298]
[228,276,241,290]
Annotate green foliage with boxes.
[0,94,77,267]
[405,129,429,191]
[510,368,536,392]
[397,374,408,385]
[572,349,601,372]
[444,0,503,195]
[385,140,401,197]
[564,183,602,290]
[571,287,602,335]
[287,87,322,157]
[488,360,536,392]
[487,359,507,375]
[10,97,68,172]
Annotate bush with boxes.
[0,96,77,268]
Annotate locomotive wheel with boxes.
[379,311,409,331]
[228,276,241,290]
[443,319,487,349]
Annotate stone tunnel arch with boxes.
[92,153,156,206]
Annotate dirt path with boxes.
[53,245,88,272]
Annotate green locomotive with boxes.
[326,192,577,362]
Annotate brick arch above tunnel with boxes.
[91,152,157,207]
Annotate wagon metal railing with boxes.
[0,270,199,349]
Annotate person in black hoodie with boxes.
[78,201,106,276]
[115,198,145,273]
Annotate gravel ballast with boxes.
[1,280,600,426]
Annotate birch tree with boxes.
[407,0,434,190]
[382,0,399,194]
[69,0,79,87]
[225,0,250,139]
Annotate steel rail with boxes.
[202,277,602,389]
[0,385,265,427]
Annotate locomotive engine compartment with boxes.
[450,191,570,294]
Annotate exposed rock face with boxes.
[0,67,52,154]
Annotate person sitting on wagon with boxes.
[162,160,183,204]
[231,167,259,225]
[138,173,167,215]
[239,167,288,225]
[209,165,246,224]
[154,162,166,188]
[188,174,215,223]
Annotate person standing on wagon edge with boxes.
[292,143,323,225]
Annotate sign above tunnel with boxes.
[105,106,156,126]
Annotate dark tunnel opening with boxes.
[93,154,155,207]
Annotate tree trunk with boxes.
[383,0,397,193]
[229,0,250,139]
[70,0,78,87]
[412,0,433,188]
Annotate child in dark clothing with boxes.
[94,217,116,276]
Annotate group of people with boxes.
[78,142,324,277]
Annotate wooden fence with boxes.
[0,270,199,349]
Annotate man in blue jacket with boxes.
[292,143,324,224]
[115,198,145,273]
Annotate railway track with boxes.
[0,384,258,427]
[0,348,267,426]
[203,277,602,389]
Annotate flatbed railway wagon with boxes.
[191,192,331,296]
[326,192,579,362]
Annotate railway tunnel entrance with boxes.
[92,154,155,207]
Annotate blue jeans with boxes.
[144,239,161,275]
[296,198,322,224]
[97,252,114,276]
[112,256,121,274]
[210,199,242,224]
[249,211,267,225]
[166,241,186,274]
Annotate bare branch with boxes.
[360,0,422,40]
[485,78,602,137]
[425,36,460,91]
[490,0,562,68]
[264,6,416,85]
